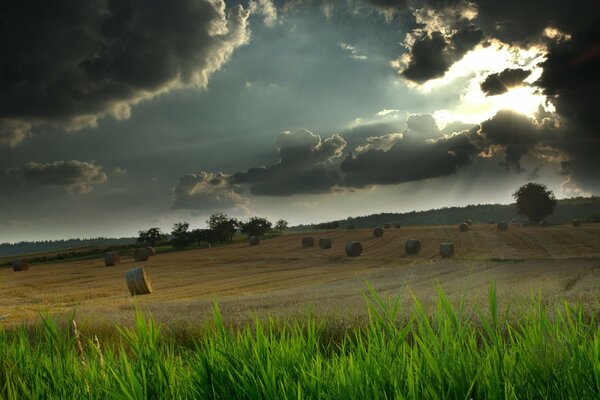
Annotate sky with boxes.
[1,0,599,242]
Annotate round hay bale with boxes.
[125,267,152,296]
[146,247,156,256]
[12,258,29,272]
[539,220,548,227]
[497,222,508,231]
[384,223,391,229]
[373,227,384,237]
[395,223,401,229]
[489,219,495,224]
[459,223,469,232]
[345,241,362,257]
[405,239,421,255]
[134,248,150,262]
[104,251,120,266]
[319,238,332,249]
[439,243,454,259]
[301,236,315,247]
[249,236,260,246]
[572,219,581,227]
[347,224,356,230]
[465,219,473,226]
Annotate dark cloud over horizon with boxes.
[8,160,107,193]
[0,0,249,146]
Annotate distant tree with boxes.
[171,222,192,248]
[513,183,557,223]
[275,219,288,233]
[206,213,240,243]
[315,221,339,230]
[241,217,272,237]
[137,227,165,246]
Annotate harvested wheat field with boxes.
[1,224,600,328]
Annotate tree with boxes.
[171,222,192,248]
[137,227,165,246]
[206,212,240,243]
[513,183,557,223]
[275,219,288,233]
[241,217,272,237]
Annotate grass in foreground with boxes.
[1,284,599,399]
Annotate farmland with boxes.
[1,223,600,329]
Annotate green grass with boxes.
[1,284,599,399]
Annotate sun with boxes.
[492,86,546,118]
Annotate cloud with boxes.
[340,43,368,60]
[535,19,600,190]
[0,0,250,145]
[399,17,483,83]
[341,115,480,187]
[8,160,108,193]
[232,129,346,196]
[480,68,531,95]
[249,0,279,27]
[172,172,249,213]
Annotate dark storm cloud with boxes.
[172,172,249,212]
[478,110,557,171]
[480,68,531,96]
[536,19,600,189]
[341,123,480,187]
[8,160,107,193]
[401,25,483,83]
[0,0,250,146]
[231,129,346,196]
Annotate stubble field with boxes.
[1,224,600,329]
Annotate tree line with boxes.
[136,213,288,248]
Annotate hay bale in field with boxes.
[439,243,454,259]
[465,219,473,226]
[301,236,315,247]
[373,227,384,237]
[539,220,548,227]
[146,247,156,256]
[395,223,401,229]
[459,223,469,232]
[12,258,29,271]
[572,219,581,227]
[347,224,356,230]
[384,223,391,229]
[104,251,120,266]
[249,236,260,246]
[345,241,362,257]
[125,267,152,296]
[497,222,509,231]
[134,248,150,262]
[405,239,421,255]
[319,238,332,249]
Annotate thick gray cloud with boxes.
[536,19,600,189]
[172,171,249,212]
[232,129,346,196]
[480,68,531,96]
[0,0,249,146]
[8,160,108,193]
[478,110,556,171]
[401,25,483,83]
[341,121,480,187]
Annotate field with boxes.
[2,223,600,329]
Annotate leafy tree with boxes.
[275,219,288,233]
[137,227,165,246]
[171,222,192,248]
[241,217,272,237]
[513,183,557,223]
[206,212,240,243]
